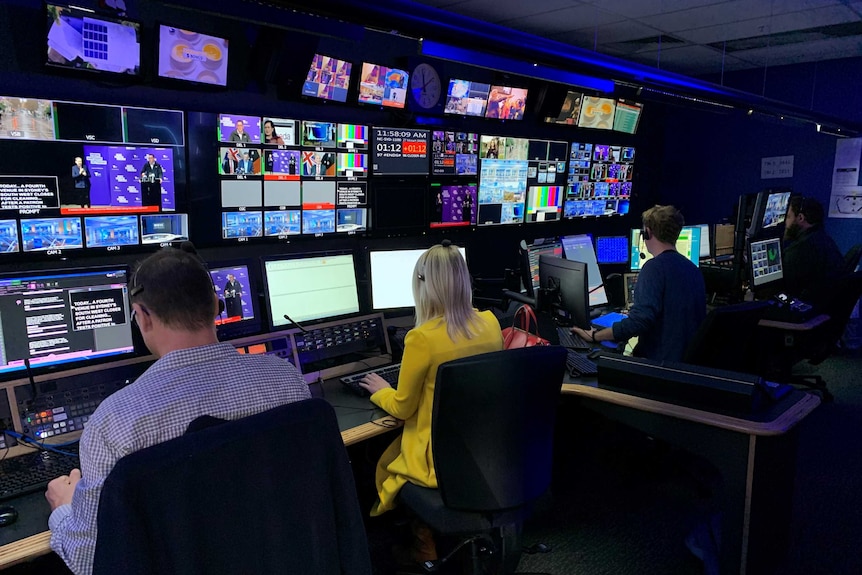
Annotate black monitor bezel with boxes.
[538,254,590,329]
[207,258,263,341]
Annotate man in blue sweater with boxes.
[572,205,706,362]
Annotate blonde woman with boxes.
[359,241,503,561]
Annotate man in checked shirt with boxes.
[45,248,311,575]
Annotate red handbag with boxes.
[502,305,551,349]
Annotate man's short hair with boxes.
[790,196,825,225]
[642,205,685,245]
[131,248,215,331]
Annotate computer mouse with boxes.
[0,506,18,527]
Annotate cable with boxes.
[4,430,80,458]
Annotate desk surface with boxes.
[758,313,829,331]
[0,378,399,570]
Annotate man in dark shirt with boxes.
[572,205,706,362]
[782,196,844,305]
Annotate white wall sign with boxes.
[761,155,794,179]
[829,138,862,219]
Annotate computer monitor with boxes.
[623,273,639,309]
[695,224,711,259]
[714,223,735,257]
[596,236,629,265]
[369,246,467,310]
[208,261,261,340]
[748,189,792,239]
[262,252,360,328]
[630,227,701,271]
[749,237,784,288]
[521,240,563,299]
[538,255,590,329]
[561,234,608,308]
[0,267,136,379]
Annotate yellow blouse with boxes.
[369,310,503,516]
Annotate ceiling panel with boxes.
[637,0,842,33]
[621,44,747,74]
[579,20,665,45]
[729,35,862,67]
[673,4,861,44]
[578,0,727,19]
[495,5,623,36]
[425,0,577,24]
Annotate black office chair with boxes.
[787,270,862,399]
[397,346,567,575]
[683,300,770,374]
[93,399,372,575]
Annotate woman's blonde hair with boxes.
[412,243,480,341]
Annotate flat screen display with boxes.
[613,99,643,134]
[544,91,583,125]
[0,267,135,377]
[596,236,629,264]
[140,213,189,244]
[432,131,478,176]
[46,5,141,75]
[578,97,616,130]
[358,63,409,108]
[762,191,791,229]
[444,79,490,117]
[430,183,477,228]
[218,114,261,144]
[263,253,359,326]
[750,238,784,287]
[561,234,608,307]
[209,262,260,338]
[158,25,229,86]
[371,127,430,176]
[370,247,467,310]
[20,217,83,252]
[485,85,528,120]
[630,227,702,271]
[83,215,139,247]
[302,54,352,103]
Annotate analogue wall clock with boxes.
[410,62,442,110]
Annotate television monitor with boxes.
[0,220,20,253]
[444,79,490,117]
[749,238,784,288]
[20,217,83,252]
[370,180,427,236]
[84,215,139,248]
[521,240,563,299]
[370,247,467,310]
[371,127,430,176]
[262,252,360,327]
[302,54,352,103]
[525,186,563,223]
[561,234,608,307]
[262,118,300,146]
[762,190,792,229]
[613,99,643,134]
[430,183,477,228]
[337,124,369,150]
[596,236,629,264]
[538,255,590,329]
[208,261,261,339]
[84,145,178,211]
[218,115,261,144]
[336,208,367,233]
[0,266,136,378]
[432,131,478,176]
[357,62,409,108]
[264,210,301,237]
[301,121,337,148]
[714,223,735,257]
[46,4,141,76]
[630,227,702,271]
[578,97,616,130]
[485,86,528,120]
[157,25,228,86]
[140,213,189,244]
[544,91,583,125]
[222,211,262,239]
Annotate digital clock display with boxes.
[371,127,430,176]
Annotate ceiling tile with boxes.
[578,0,725,19]
[615,44,731,73]
[586,20,665,44]
[423,0,579,24]
[727,35,862,67]
[496,5,623,35]
[673,4,860,44]
[638,0,843,33]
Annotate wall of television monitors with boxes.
[216,115,368,241]
[0,96,187,256]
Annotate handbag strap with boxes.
[514,305,540,335]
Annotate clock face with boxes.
[411,63,442,110]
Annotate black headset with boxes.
[639,228,650,260]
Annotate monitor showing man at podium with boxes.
[140,153,163,208]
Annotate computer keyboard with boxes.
[340,364,401,396]
[557,327,590,350]
[0,448,80,502]
[566,350,598,377]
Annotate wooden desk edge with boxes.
[0,417,404,569]
[562,383,820,436]
[0,532,52,569]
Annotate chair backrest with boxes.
[431,346,567,513]
[805,270,862,364]
[93,398,371,575]
[844,244,862,275]
[683,300,769,373]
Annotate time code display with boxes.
[372,127,430,176]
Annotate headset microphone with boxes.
[639,230,648,260]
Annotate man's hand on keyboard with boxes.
[358,372,391,395]
[46,468,81,511]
